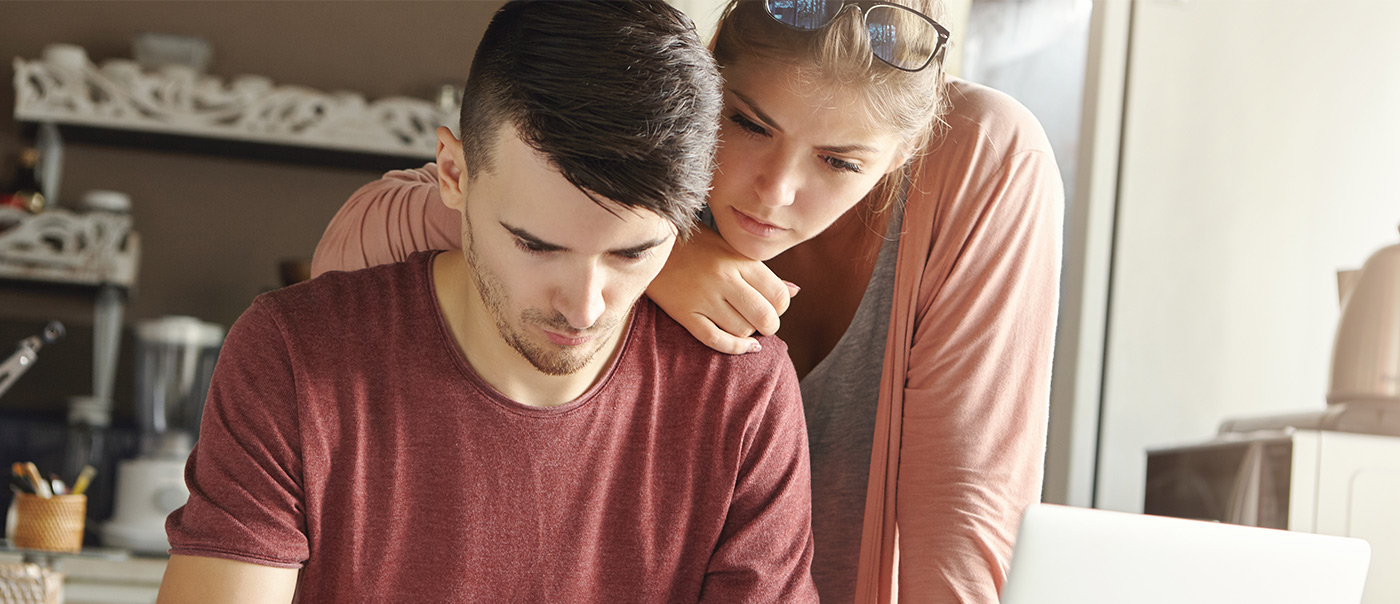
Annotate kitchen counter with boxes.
[0,552,165,604]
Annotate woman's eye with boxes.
[729,113,768,137]
[824,156,863,174]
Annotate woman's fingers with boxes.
[678,312,762,355]
[725,280,782,336]
[698,293,762,341]
[732,267,799,337]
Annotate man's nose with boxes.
[554,264,607,331]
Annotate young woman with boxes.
[311,1,1063,602]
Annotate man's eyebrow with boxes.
[731,90,879,156]
[503,223,671,255]
[611,236,672,257]
[504,224,566,251]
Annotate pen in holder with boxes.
[11,494,86,553]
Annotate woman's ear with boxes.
[884,140,916,176]
[435,126,468,211]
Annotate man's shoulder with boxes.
[624,299,802,435]
[636,298,796,389]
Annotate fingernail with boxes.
[748,341,762,353]
[785,281,801,295]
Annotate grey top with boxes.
[697,203,904,603]
[799,202,904,603]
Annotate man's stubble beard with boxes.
[463,219,620,376]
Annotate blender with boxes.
[102,316,223,554]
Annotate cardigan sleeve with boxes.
[894,81,1064,604]
[310,163,461,278]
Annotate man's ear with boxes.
[435,126,468,212]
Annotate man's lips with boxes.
[731,207,786,238]
[541,327,594,347]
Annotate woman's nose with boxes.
[753,154,799,208]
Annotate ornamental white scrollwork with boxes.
[0,207,140,288]
[13,44,454,158]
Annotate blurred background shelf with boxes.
[13,44,455,172]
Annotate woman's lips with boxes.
[730,207,786,239]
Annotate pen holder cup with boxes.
[11,494,86,553]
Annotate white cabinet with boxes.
[1304,432,1400,604]
[1076,0,1400,512]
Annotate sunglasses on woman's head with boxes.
[763,0,949,72]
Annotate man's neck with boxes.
[431,251,630,407]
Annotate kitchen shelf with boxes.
[13,44,455,169]
[0,207,138,289]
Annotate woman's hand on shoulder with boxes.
[647,226,799,355]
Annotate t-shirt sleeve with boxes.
[165,298,309,568]
[310,163,461,278]
[895,84,1064,603]
[699,352,819,603]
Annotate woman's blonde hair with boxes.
[712,0,949,215]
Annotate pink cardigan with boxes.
[854,79,1062,604]
[310,78,1063,604]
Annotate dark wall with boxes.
[0,1,505,419]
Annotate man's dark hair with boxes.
[460,0,722,235]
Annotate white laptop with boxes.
[1000,504,1371,604]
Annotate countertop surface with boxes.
[0,551,166,604]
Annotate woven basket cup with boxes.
[11,494,86,553]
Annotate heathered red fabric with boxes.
[166,251,817,602]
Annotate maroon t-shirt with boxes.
[166,251,817,602]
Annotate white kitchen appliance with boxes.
[1330,224,1400,406]
[1144,225,1400,603]
[102,316,223,554]
[1200,224,1400,437]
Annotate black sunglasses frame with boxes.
[763,0,950,72]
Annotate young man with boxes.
[155,2,817,602]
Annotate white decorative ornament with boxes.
[13,44,454,159]
[0,206,140,288]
